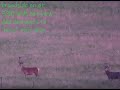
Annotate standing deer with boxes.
[104,63,120,80]
[18,57,39,77]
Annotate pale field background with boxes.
[0,1,120,89]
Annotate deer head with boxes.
[104,63,110,71]
[18,57,24,66]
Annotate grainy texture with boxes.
[0,1,120,89]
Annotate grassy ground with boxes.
[1,76,120,89]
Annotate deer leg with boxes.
[35,73,38,77]
[25,74,26,78]
[109,78,113,82]
[23,72,27,78]
[119,77,120,81]
[34,72,38,77]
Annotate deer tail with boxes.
[37,68,39,71]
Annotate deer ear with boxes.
[104,65,108,68]
[104,63,109,66]
[104,63,108,65]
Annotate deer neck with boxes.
[105,69,110,74]
[21,66,25,70]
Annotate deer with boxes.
[104,63,120,80]
[18,57,39,77]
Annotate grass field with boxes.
[0,1,120,89]
[1,76,120,89]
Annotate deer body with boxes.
[105,70,120,80]
[21,66,39,76]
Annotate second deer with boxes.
[104,64,120,80]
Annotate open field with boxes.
[0,76,120,89]
[0,1,120,89]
